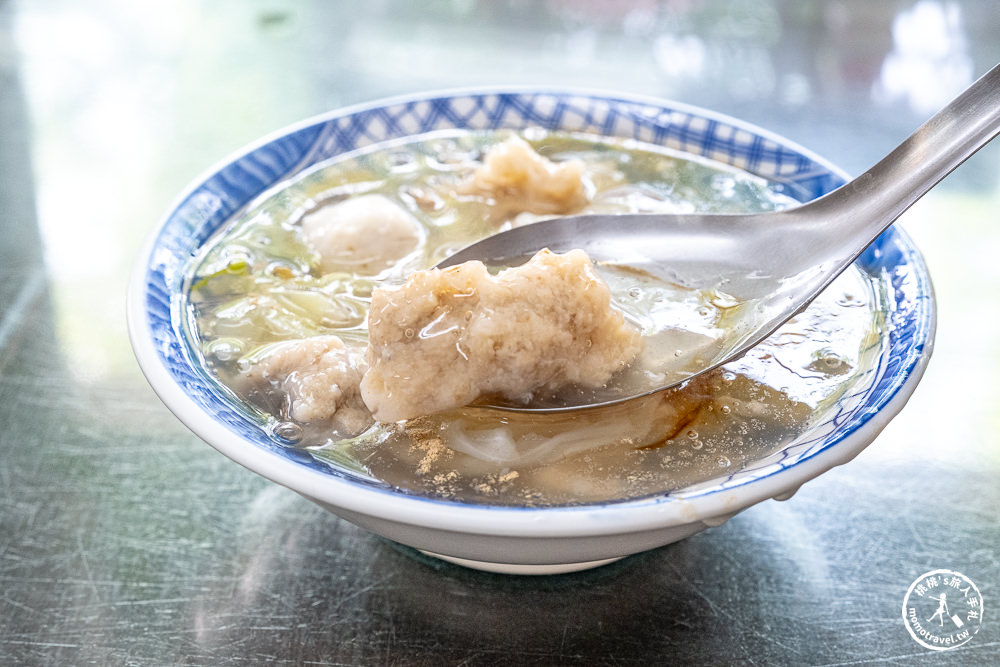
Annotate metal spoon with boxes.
[438,63,1000,412]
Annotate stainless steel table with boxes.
[2,1,998,663]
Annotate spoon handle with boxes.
[810,62,1000,250]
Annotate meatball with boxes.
[244,335,371,435]
[462,136,589,215]
[361,249,642,422]
[300,194,422,275]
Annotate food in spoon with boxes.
[362,248,642,422]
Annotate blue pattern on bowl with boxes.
[140,90,933,507]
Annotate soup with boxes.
[183,130,884,506]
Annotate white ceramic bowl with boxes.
[127,89,935,574]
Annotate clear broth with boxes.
[184,130,885,506]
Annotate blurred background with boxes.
[1,1,998,663]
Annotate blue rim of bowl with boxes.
[127,87,935,532]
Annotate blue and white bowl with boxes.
[127,89,935,574]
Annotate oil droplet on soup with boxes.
[184,130,886,506]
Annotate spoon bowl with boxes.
[440,63,1000,411]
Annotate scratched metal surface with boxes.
[1,1,998,664]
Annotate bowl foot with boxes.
[420,550,624,575]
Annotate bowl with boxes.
[127,88,935,575]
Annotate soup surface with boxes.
[184,130,884,506]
